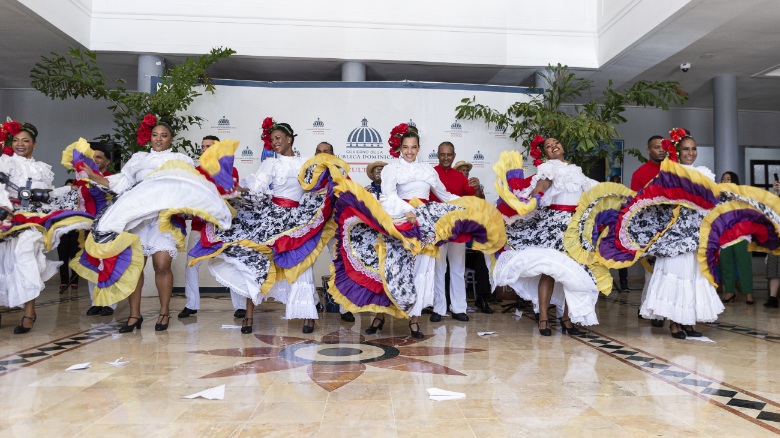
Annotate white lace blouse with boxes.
[380,158,458,218]
[106,149,195,195]
[0,154,70,209]
[683,164,716,182]
[528,160,598,207]
[245,155,305,201]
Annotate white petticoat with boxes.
[209,254,264,301]
[640,252,724,324]
[493,247,599,326]
[0,229,61,308]
[128,219,178,258]
[216,262,319,320]
[267,267,318,320]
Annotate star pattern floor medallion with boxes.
[191,328,484,391]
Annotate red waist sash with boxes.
[402,198,429,204]
[548,204,577,212]
[272,197,300,208]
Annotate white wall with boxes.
[617,106,780,184]
[19,1,687,70]
[0,89,114,186]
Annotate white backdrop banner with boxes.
[181,80,539,200]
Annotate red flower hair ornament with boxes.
[661,138,678,163]
[528,135,545,167]
[669,127,687,145]
[136,114,157,146]
[261,117,275,151]
[662,127,690,163]
[388,123,413,158]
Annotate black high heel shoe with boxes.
[681,325,702,337]
[475,298,494,314]
[558,317,583,336]
[364,317,384,335]
[154,314,170,332]
[537,320,552,336]
[669,323,687,339]
[241,317,253,334]
[302,319,315,334]
[13,315,37,334]
[409,321,424,339]
[721,294,736,303]
[118,315,143,333]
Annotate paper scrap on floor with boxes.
[105,357,130,367]
[183,384,226,400]
[66,362,91,371]
[221,324,242,329]
[478,331,497,336]
[686,336,715,343]
[427,387,465,401]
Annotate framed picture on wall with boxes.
[604,139,624,183]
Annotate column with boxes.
[137,54,165,93]
[534,67,554,90]
[341,61,366,82]
[712,74,740,179]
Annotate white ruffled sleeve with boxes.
[694,165,716,182]
[380,163,414,217]
[106,153,143,195]
[425,165,459,203]
[245,158,275,196]
[35,162,56,190]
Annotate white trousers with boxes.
[185,232,245,311]
[433,242,467,314]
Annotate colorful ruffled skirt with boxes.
[0,190,94,307]
[495,206,610,326]
[490,151,610,326]
[190,155,341,314]
[325,172,506,319]
[570,159,780,323]
[70,161,234,306]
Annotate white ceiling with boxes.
[3,0,780,111]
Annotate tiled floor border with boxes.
[535,313,780,434]
[610,295,780,343]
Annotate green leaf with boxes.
[453,63,688,168]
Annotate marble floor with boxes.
[1,279,779,438]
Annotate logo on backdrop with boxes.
[346,118,383,149]
[238,145,261,165]
[308,118,329,135]
[471,150,487,169]
[212,115,236,133]
[340,118,393,175]
[427,149,438,165]
[492,124,508,139]
[445,120,468,138]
